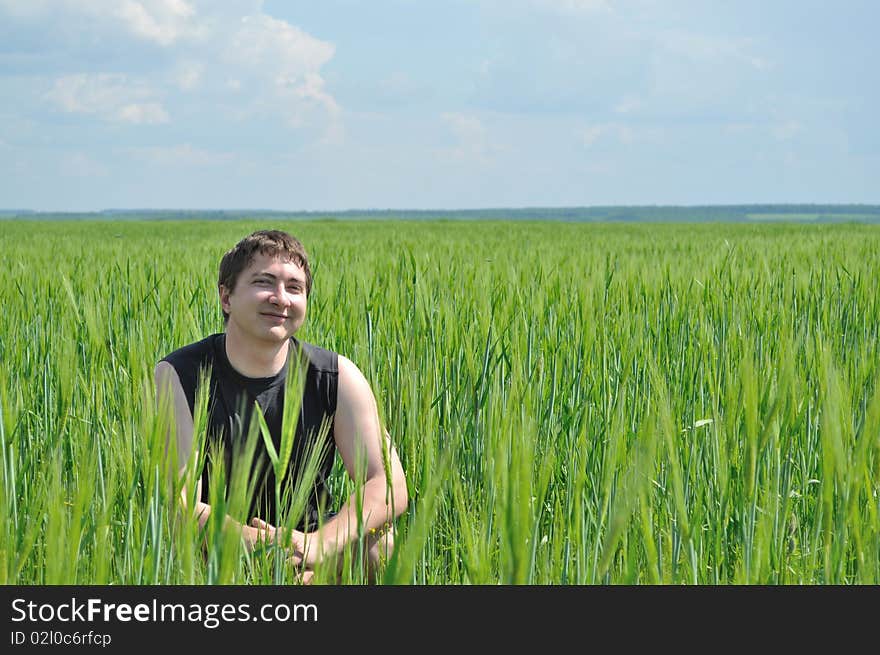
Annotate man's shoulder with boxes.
[160,334,222,372]
[296,339,339,375]
[157,334,223,416]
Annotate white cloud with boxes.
[118,103,170,124]
[232,14,335,76]
[113,0,202,46]
[657,31,770,71]
[46,74,169,124]
[0,0,204,46]
[3,1,339,131]
[226,14,339,125]
[174,61,204,90]
[577,122,661,147]
[440,112,501,163]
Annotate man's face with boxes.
[220,251,308,344]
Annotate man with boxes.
[155,230,408,583]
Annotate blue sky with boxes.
[0,0,877,211]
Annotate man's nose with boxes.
[270,284,293,306]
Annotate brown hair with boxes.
[218,230,312,322]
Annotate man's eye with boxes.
[287,286,301,293]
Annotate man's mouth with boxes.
[262,312,289,319]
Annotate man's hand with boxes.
[240,521,280,553]
[249,518,312,568]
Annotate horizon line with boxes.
[4,202,880,214]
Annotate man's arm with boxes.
[284,354,409,567]
[154,361,267,549]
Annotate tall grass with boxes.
[1,220,878,584]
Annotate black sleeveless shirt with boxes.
[161,333,338,529]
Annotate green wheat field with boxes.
[2,219,879,584]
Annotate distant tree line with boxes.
[3,205,880,222]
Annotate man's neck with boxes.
[223,326,290,378]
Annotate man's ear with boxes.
[219,284,232,314]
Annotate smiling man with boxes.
[155,230,408,583]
